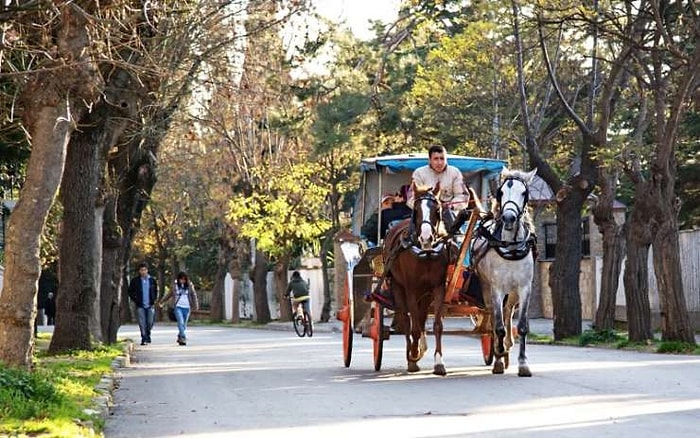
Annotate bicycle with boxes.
[289,293,313,337]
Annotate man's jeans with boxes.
[175,306,191,339]
[136,306,155,343]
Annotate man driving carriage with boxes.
[407,145,471,234]
[369,145,474,307]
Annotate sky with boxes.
[313,0,401,40]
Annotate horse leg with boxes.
[516,286,532,377]
[491,290,507,375]
[406,302,423,372]
[504,296,516,351]
[432,294,446,376]
[417,303,429,362]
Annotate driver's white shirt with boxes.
[408,164,469,210]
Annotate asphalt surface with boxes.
[102,321,700,438]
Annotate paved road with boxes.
[104,322,700,438]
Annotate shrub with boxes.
[0,364,62,419]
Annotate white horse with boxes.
[473,167,537,377]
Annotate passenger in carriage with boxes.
[360,194,395,246]
[381,185,412,236]
[407,145,471,234]
[361,190,412,246]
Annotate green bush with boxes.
[656,341,698,354]
[578,329,624,346]
[0,364,63,419]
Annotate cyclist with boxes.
[284,271,310,318]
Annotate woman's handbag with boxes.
[167,307,177,322]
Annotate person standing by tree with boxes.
[158,271,199,346]
[44,292,56,326]
[128,262,158,346]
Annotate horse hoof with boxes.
[492,361,505,374]
[408,362,420,373]
[433,364,446,376]
[518,366,532,377]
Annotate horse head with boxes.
[411,182,442,250]
[495,167,536,231]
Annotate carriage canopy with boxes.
[352,153,507,236]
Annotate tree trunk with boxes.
[252,249,271,323]
[100,195,124,343]
[319,232,333,322]
[624,216,653,342]
[594,221,625,331]
[653,204,695,343]
[231,277,242,324]
[209,245,232,322]
[549,193,585,340]
[0,107,73,367]
[50,127,102,353]
[229,240,248,323]
[0,6,100,367]
[274,256,291,322]
[592,169,625,331]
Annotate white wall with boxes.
[224,269,327,322]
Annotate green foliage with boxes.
[656,341,699,355]
[227,162,331,259]
[1,336,124,436]
[577,329,625,346]
[0,365,62,420]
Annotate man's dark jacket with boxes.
[128,275,158,308]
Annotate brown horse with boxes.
[383,183,450,375]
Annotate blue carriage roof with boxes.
[359,153,506,176]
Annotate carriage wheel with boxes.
[481,334,494,366]
[293,314,305,337]
[371,302,384,371]
[338,278,353,368]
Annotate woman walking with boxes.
[159,271,199,345]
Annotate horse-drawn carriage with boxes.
[337,153,537,377]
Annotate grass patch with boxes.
[656,341,700,354]
[577,329,626,347]
[0,332,125,437]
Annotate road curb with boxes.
[86,340,133,432]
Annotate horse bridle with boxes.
[413,191,441,237]
[496,176,529,222]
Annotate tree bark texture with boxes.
[624,202,653,342]
[50,127,101,353]
[549,194,585,340]
[653,217,694,343]
[594,221,625,331]
[274,256,291,322]
[252,249,271,323]
[0,106,72,367]
[592,169,625,331]
[0,6,101,368]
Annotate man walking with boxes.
[128,262,158,345]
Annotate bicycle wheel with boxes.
[304,311,313,337]
[293,314,305,337]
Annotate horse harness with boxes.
[472,175,537,264]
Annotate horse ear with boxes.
[525,168,538,183]
[434,181,441,194]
